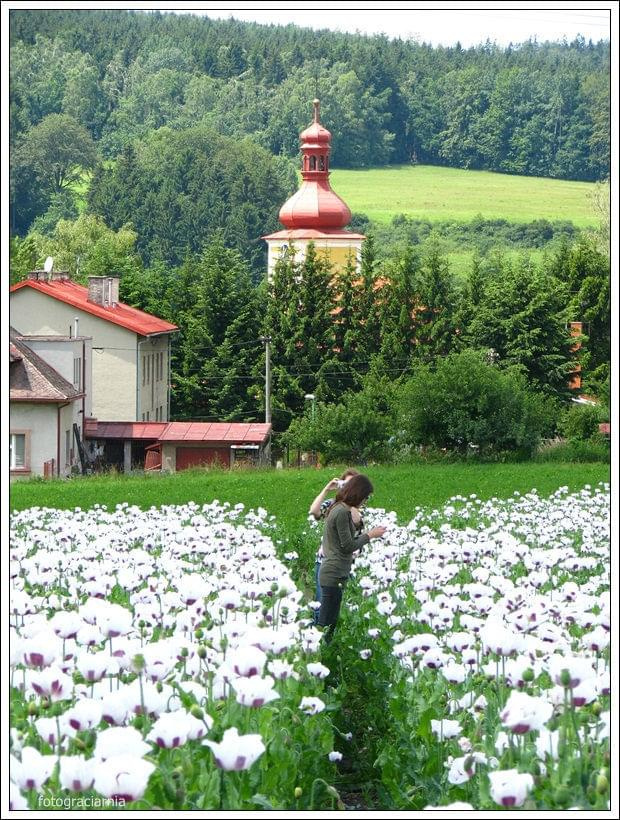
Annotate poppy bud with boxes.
[133,653,146,672]
[559,669,572,687]
[27,701,39,717]
[197,645,207,660]
[195,628,204,639]
[190,705,204,720]
[294,787,303,799]
[180,647,189,658]
[596,773,609,794]
[522,667,535,682]
[591,701,602,716]
[553,786,570,805]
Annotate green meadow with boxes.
[11,463,609,531]
[330,164,598,226]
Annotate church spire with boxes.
[278,99,351,230]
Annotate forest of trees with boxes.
[9,10,610,459]
[10,9,610,236]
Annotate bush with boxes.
[534,439,610,463]
[396,349,558,456]
[282,389,395,465]
[558,403,608,442]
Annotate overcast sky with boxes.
[167,4,611,48]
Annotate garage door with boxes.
[176,447,230,470]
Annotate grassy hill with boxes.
[330,164,598,227]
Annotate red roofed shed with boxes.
[85,420,272,471]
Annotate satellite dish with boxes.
[43,256,54,273]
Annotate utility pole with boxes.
[260,336,272,424]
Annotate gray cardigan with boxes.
[318,502,370,586]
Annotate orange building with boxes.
[263,99,364,279]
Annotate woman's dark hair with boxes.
[340,468,359,480]
[334,474,373,508]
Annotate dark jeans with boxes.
[318,581,346,640]
[313,561,322,625]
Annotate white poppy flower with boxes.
[59,755,98,792]
[30,665,74,701]
[232,675,279,708]
[203,726,265,770]
[489,769,534,807]
[94,726,151,761]
[431,719,462,740]
[11,746,56,790]
[500,691,553,733]
[147,711,193,749]
[94,754,155,802]
[299,696,326,715]
[228,645,267,678]
[9,782,29,810]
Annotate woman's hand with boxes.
[368,526,387,539]
[325,478,341,491]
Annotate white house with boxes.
[10,271,178,422]
[9,330,88,479]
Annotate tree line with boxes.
[10,9,609,235]
[10,210,609,457]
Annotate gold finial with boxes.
[313,98,320,123]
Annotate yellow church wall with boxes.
[266,237,363,280]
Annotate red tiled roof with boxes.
[9,334,83,403]
[87,422,167,439]
[85,421,272,445]
[10,279,178,337]
[160,422,271,444]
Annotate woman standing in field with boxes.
[309,469,360,624]
[318,474,386,641]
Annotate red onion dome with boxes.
[278,99,352,231]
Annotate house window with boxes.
[160,352,164,381]
[309,155,316,170]
[142,356,146,386]
[10,433,26,469]
[73,357,82,389]
[146,355,150,385]
[146,410,150,421]
[319,155,325,170]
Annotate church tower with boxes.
[263,99,365,280]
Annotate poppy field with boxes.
[9,481,611,811]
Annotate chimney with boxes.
[88,276,120,307]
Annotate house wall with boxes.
[10,400,80,479]
[10,289,173,421]
[138,336,170,422]
[21,337,93,421]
